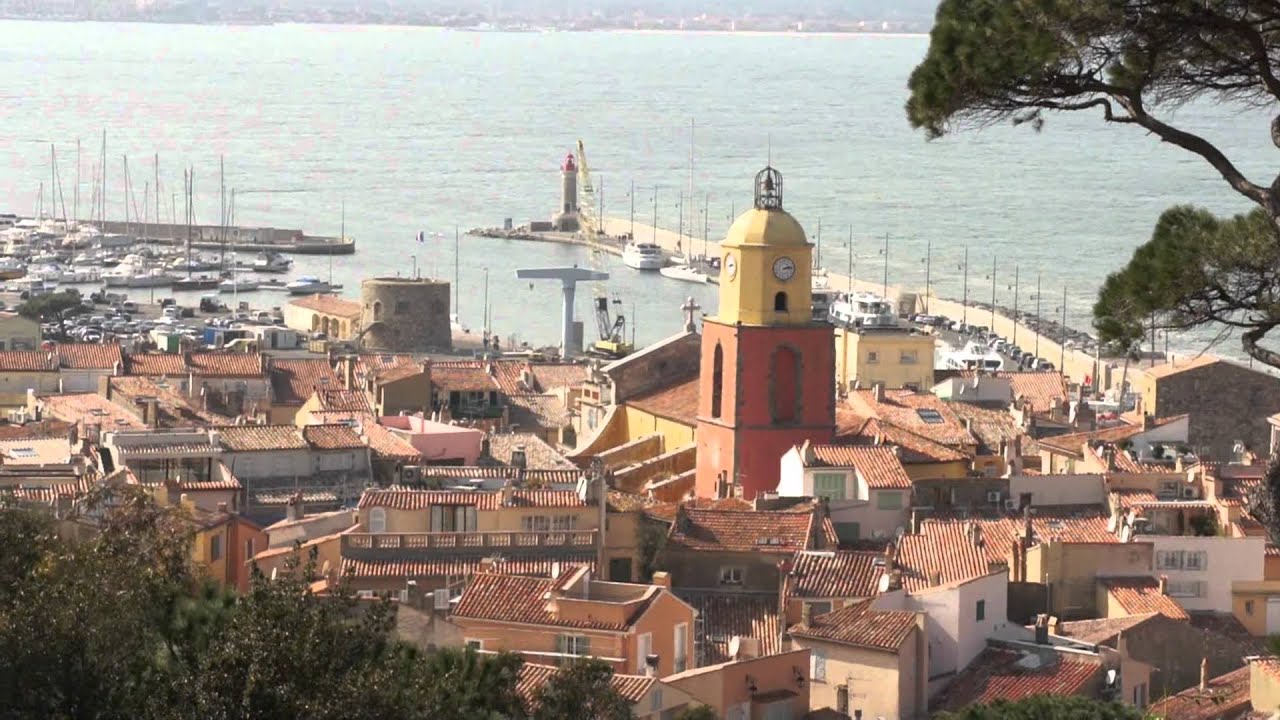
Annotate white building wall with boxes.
[777,447,808,498]
[1148,535,1265,612]
[905,571,1009,686]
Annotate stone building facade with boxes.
[360,278,451,352]
[1135,357,1280,460]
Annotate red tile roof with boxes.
[108,376,233,428]
[896,529,995,592]
[668,507,834,553]
[931,648,1102,712]
[355,353,417,382]
[847,389,978,447]
[806,445,912,489]
[124,352,186,376]
[944,401,1024,452]
[375,362,427,384]
[627,376,700,427]
[342,555,593,579]
[485,431,574,470]
[356,487,586,511]
[789,600,917,651]
[785,551,885,600]
[216,425,308,451]
[679,591,781,664]
[431,363,500,392]
[0,350,55,371]
[1148,665,1251,720]
[56,343,123,370]
[507,394,571,432]
[958,370,1068,414]
[287,293,361,317]
[39,392,145,430]
[269,358,341,406]
[1054,613,1164,645]
[1099,576,1191,620]
[644,496,755,522]
[360,421,421,460]
[489,361,589,396]
[835,408,970,464]
[315,388,372,413]
[516,664,655,707]
[1036,423,1148,457]
[187,351,265,378]
[453,571,655,631]
[303,424,366,450]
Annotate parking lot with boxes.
[911,306,1099,373]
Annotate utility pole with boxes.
[74,139,80,224]
[629,179,635,240]
[990,255,997,331]
[677,191,684,255]
[651,184,658,244]
[962,246,969,326]
[1012,266,1019,347]
[702,191,710,260]
[881,232,889,298]
[846,226,854,293]
[924,238,932,314]
[1034,271,1042,360]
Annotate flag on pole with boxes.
[417,230,426,243]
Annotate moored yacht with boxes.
[286,276,333,295]
[621,242,663,271]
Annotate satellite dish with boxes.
[878,574,892,594]
[728,636,742,660]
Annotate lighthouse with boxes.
[552,152,580,232]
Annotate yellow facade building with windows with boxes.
[282,294,362,341]
[835,327,936,393]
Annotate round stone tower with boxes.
[360,277,452,352]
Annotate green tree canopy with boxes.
[935,694,1145,720]
[18,289,84,340]
[530,658,635,720]
[908,1,1280,367]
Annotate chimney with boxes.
[1199,657,1208,692]
[1011,540,1022,582]
[1175,454,1184,472]
[964,418,974,434]
[286,492,304,523]
[800,439,816,466]
[872,382,886,403]
[651,571,671,590]
[928,570,942,587]
[1022,508,1034,547]
[968,521,984,548]
[1048,615,1061,636]
[341,355,356,390]
[909,507,920,534]
[883,543,896,572]
[480,557,498,574]
[1034,614,1049,644]
[510,445,527,470]
[800,602,813,629]
[1143,413,1155,431]
[1158,574,1168,595]
[479,435,492,460]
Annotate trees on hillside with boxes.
[907,1,1280,369]
[0,490,633,719]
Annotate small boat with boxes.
[622,242,664,271]
[0,257,26,280]
[286,276,333,295]
[659,263,708,284]
[219,278,260,293]
[253,251,292,273]
[173,275,220,291]
[127,268,177,288]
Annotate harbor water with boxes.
[0,21,1266,351]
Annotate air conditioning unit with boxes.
[401,465,423,483]
[1183,487,1197,499]
[986,491,1002,504]
[1004,498,1019,511]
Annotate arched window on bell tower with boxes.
[711,344,724,419]
[774,292,788,313]
[771,346,801,424]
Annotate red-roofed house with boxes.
[56,343,123,392]
[787,600,927,719]
[267,357,341,423]
[929,644,1112,713]
[186,351,270,416]
[0,349,59,409]
[448,567,696,677]
[282,294,362,340]
[778,440,912,542]
[782,550,888,626]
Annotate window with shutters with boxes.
[674,624,688,673]
[558,634,589,660]
[812,472,847,501]
[810,648,827,681]
[209,533,222,561]
[719,567,744,586]
[430,505,477,532]
[1167,580,1204,598]
[876,491,903,510]
[1183,550,1208,571]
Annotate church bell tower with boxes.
[695,167,836,499]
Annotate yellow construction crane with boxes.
[575,139,599,239]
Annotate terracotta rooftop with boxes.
[785,550,886,600]
[516,664,655,708]
[805,445,913,489]
[360,421,421,460]
[626,376,700,427]
[270,358,341,406]
[0,418,74,440]
[302,424,366,450]
[789,599,918,651]
[930,647,1102,712]
[1148,665,1251,720]
[1099,576,1191,620]
[430,363,500,392]
[124,352,187,377]
[678,590,781,664]
[485,431,574,470]
[57,343,123,370]
[507,394,570,433]
[287,293,361,318]
[216,425,309,452]
[945,401,1024,453]
[957,370,1069,414]
[108,376,232,428]
[0,437,75,465]
[315,388,373,413]
[1142,354,1221,379]
[835,409,970,464]
[489,360,589,396]
[644,495,755,522]
[846,388,978,448]
[668,506,835,553]
[6,479,91,506]
[38,392,145,430]
[341,555,594,580]
[1054,613,1164,645]
[0,350,55,371]
[896,530,995,592]
[186,351,265,378]
[356,487,585,511]
[1036,417,1186,457]
[453,571,657,631]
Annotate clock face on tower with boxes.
[724,254,738,280]
[772,256,796,281]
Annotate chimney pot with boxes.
[1159,574,1169,595]
[1199,657,1208,692]
[872,382,885,403]
[651,571,671,589]
[801,602,813,628]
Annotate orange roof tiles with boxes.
[1148,665,1251,720]
[785,551,886,600]
[507,394,570,432]
[1054,613,1164,645]
[516,664,654,707]
[431,363,500,392]
[789,600,918,651]
[944,401,1023,452]
[846,388,978,447]
[216,425,308,451]
[269,358,341,406]
[288,293,361,317]
[668,507,832,554]
[57,343,123,370]
[644,496,755,522]
[679,591,781,664]
[626,376,701,427]
[187,351,265,378]
[896,530,995,592]
[958,370,1068,414]
[1036,423,1148,456]
[124,352,186,376]
[485,431,574,470]
[108,376,233,428]
[453,572,655,631]
[835,409,970,465]
[0,350,55,371]
[1098,576,1191,620]
[360,422,421,460]
[806,445,912,489]
[302,424,365,450]
[39,392,145,430]
[315,388,372,413]
[931,648,1102,712]
[356,487,585,511]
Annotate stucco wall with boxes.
[1149,535,1265,613]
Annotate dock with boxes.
[91,220,353,255]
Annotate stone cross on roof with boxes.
[682,296,701,333]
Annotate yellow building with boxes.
[0,312,41,350]
[0,350,59,411]
[282,294,362,341]
[835,327,936,393]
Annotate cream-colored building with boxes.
[835,326,936,393]
[282,294,362,341]
[0,312,40,350]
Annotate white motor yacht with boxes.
[128,268,177,288]
[286,276,333,295]
[254,251,293,273]
[828,292,897,329]
[658,263,708,284]
[219,278,260,294]
[621,242,664,271]
[940,341,1005,372]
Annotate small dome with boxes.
[723,207,808,247]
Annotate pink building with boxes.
[379,415,485,465]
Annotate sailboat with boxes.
[219,253,259,293]
[659,259,709,284]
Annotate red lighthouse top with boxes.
[562,153,576,172]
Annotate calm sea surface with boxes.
[0,21,1268,351]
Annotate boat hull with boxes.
[659,266,707,283]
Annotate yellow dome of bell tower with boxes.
[715,167,813,326]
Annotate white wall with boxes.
[778,447,808,498]
[1009,473,1105,507]
[61,369,113,394]
[226,448,370,479]
[931,376,1012,405]
[904,571,1009,684]
[1129,417,1191,457]
[1149,535,1265,612]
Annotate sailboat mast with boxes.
[53,146,68,225]
[454,225,460,315]
[154,153,159,242]
[123,155,130,238]
[50,144,55,222]
[100,130,106,229]
[219,156,226,270]
[688,118,694,245]
[185,167,193,279]
[74,139,80,224]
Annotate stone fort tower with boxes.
[360,277,452,352]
